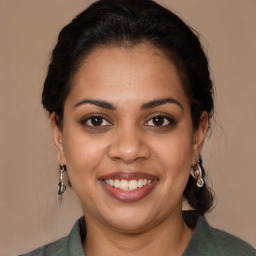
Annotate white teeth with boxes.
[103,179,152,190]
[129,180,138,190]
[120,180,129,190]
[138,179,143,188]
[114,179,120,188]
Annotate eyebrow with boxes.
[141,98,183,110]
[74,99,116,110]
[74,97,183,111]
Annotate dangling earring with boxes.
[190,159,204,188]
[58,164,66,195]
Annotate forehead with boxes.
[66,43,189,109]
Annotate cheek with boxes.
[62,128,107,186]
[152,128,194,186]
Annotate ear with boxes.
[50,113,66,165]
[192,111,209,164]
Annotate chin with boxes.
[97,203,169,234]
[105,215,155,234]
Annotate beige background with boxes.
[0,0,255,255]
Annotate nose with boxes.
[108,127,150,164]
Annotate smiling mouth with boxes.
[99,172,158,202]
[103,179,152,191]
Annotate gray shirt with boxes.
[20,212,256,256]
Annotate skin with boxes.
[51,42,208,256]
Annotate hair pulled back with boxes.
[42,0,214,214]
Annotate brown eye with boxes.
[144,115,176,127]
[82,115,111,127]
[152,116,164,126]
[90,116,103,126]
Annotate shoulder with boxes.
[19,236,69,256]
[19,217,86,256]
[183,213,256,256]
[209,225,256,255]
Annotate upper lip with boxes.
[99,171,158,181]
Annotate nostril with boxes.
[108,136,150,163]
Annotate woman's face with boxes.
[52,43,208,232]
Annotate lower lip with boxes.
[100,180,158,202]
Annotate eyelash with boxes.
[144,114,176,128]
[80,114,112,128]
[80,114,176,129]
[144,113,177,130]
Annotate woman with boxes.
[21,0,256,255]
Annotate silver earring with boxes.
[58,164,66,195]
[190,159,204,188]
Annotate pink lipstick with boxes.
[99,172,158,202]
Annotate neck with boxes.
[83,210,193,256]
